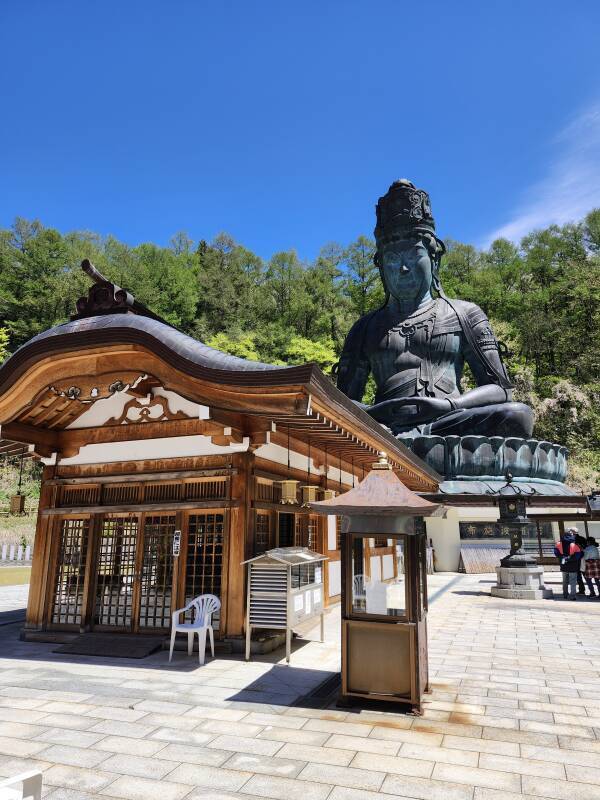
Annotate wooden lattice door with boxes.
[138,513,177,630]
[93,515,139,630]
[50,517,90,627]
[184,512,225,630]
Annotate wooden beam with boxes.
[211,431,245,446]
[42,499,239,516]
[55,453,234,479]
[46,467,235,485]
[58,417,228,453]
[1,421,59,450]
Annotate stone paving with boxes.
[1,572,600,799]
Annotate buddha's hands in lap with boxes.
[368,396,453,426]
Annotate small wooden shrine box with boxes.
[311,453,439,713]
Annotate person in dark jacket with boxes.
[554,528,583,600]
[575,533,589,595]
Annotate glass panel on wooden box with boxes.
[351,534,406,617]
[290,562,320,589]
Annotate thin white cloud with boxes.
[482,104,600,247]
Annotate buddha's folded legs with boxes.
[395,402,534,439]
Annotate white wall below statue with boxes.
[425,506,498,572]
[426,505,590,573]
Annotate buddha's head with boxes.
[374,179,445,302]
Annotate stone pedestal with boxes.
[491,565,553,600]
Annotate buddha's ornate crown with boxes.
[374,179,438,244]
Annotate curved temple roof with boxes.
[0,310,440,490]
[0,313,296,387]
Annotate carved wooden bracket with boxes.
[108,395,191,425]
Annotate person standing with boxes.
[582,537,600,598]
[575,533,589,595]
[554,527,583,600]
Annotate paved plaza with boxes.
[1,573,600,799]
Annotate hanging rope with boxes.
[352,457,355,488]
[17,447,25,495]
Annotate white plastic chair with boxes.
[169,594,221,665]
[0,770,42,800]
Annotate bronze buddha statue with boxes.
[336,179,534,440]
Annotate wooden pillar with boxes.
[224,451,253,638]
[80,514,101,632]
[24,466,56,632]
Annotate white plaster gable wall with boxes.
[153,387,210,419]
[66,387,209,429]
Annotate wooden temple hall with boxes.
[0,262,439,644]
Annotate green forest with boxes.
[1,212,599,492]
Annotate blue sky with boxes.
[1,1,600,260]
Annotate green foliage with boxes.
[0,328,8,363]
[205,331,261,361]
[1,210,599,486]
[344,236,382,315]
[284,336,337,373]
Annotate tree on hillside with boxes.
[344,236,380,316]
[0,328,9,363]
[1,209,599,485]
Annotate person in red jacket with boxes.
[554,528,583,600]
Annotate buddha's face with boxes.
[380,238,433,301]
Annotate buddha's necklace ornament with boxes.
[387,302,436,348]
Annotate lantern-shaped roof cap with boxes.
[309,453,440,517]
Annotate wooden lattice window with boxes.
[255,513,271,554]
[59,485,100,507]
[145,482,182,504]
[185,513,224,628]
[256,481,273,502]
[51,518,89,626]
[336,516,342,551]
[94,516,138,628]
[185,479,227,501]
[102,484,140,506]
[308,516,318,549]
[139,514,176,629]
[292,515,317,548]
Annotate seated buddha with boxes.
[336,179,534,440]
